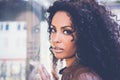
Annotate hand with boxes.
[29,64,51,80]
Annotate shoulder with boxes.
[61,63,102,80]
[74,66,102,80]
[75,72,102,80]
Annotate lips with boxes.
[52,47,64,53]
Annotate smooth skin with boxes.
[50,11,77,67]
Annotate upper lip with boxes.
[52,47,63,50]
[52,46,64,53]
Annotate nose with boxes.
[52,32,61,43]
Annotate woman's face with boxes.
[50,11,77,59]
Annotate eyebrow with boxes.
[51,24,72,29]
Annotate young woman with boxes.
[30,0,120,80]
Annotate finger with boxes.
[38,64,51,80]
[39,65,47,80]
[34,73,42,80]
[29,66,42,80]
[41,65,51,79]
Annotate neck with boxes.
[65,56,76,67]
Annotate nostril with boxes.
[53,34,61,43]
[53,38,61,43]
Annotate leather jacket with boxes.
[59,60,102,80]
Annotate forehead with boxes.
[51,11,72,27]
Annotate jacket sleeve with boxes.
[76,72,102,80]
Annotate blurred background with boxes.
[0,0,119,80]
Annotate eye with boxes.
[63,30,73,35]
[49,27,56,33]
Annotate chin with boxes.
[55,55,64,59]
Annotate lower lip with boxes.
[53,49,63,53]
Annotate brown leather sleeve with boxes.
[75,72,102,80]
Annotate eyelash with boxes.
[63,30,73,35]
[49,28,56,33]
[49,27,73,35]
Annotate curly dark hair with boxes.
[47,0,120,80]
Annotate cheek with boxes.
[64,34,76,45]
[64,35,75,42]
[64,36,76,48]
[64,35,77,52]
[65,41,77,57]
[65,41,76,50]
